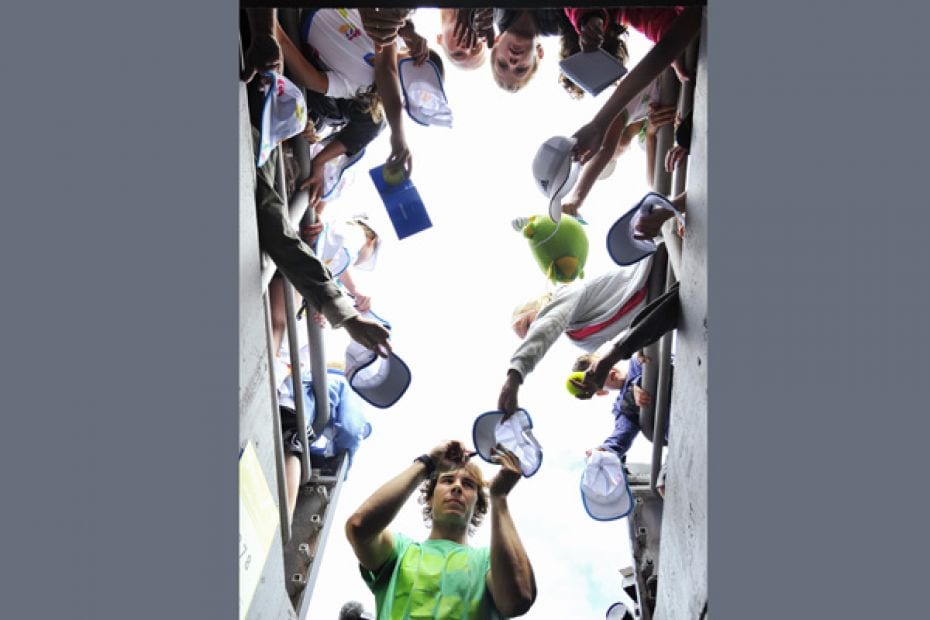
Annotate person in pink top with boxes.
[564,6,691,81]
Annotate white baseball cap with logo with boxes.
[580,450,633,521]
[532,136,581,223]
[257,71,307,168]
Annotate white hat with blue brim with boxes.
[398,57,453,128]
[344,311,410,409]
[471,409,542,477]
[606,192,685,266]
[580,450,633,521]
[257,71,307,168]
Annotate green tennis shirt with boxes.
[360,533,505,620]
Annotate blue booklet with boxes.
[368,165,432,240]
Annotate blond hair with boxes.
[511,292,553,324]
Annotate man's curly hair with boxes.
[417,461,489,537]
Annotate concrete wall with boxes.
[239,84,298,620]
[654,13,709,620]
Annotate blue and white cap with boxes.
[471,409,542,477]
[606,192,684,266]
[257,71,307,168]
[398,58,453,127]
[580,450,633,521]
[344,311,410,409]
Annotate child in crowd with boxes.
[274,8,437,184]
[498,247,664,416]
[572,7,703,164]
[436,8,488,70]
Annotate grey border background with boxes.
[2,1,928,618]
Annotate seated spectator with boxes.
[240,8,391,358]
[277,366,372,525]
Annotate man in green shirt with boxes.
[345,440,536,619]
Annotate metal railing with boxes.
[641,36,698,495]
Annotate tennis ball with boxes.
[382,165,406,186]
[566,371,588,397]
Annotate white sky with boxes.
[301,9,660,618]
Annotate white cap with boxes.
[605,602,629,620]
[398,58,453,128]
[344,312,410,409]
[257,71,307,168]
[606,192,684,266]
[580,450,633,521]
[471,409,542,477]
[532,136,580,223]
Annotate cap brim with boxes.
[547,151,580,223]
[605,602,629,620]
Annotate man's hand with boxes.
[645,103,677,137]
[572,119,608,164]
[489,445,522,497]
[359,8,411,50]
[665,144,689,173]
[398,21,429,65]
[343,316,392,357]
[633,207,676,240]
[579,16,605,53]
[561,198,583,218]
[453,8,494,50]
[352,292,372,314]
[497,370,522,417]
[299,221,323,246]
[241,33,282,83]
[299,161,326,209]
[632,385,653,409]
[427,439,473,471]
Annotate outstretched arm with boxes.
[373,43,412,176]
[572,6,702,163]
[242,9,283,82]
[563,111,632,217]
[486,446,536,617]
[273,21,328,93]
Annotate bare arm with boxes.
[573,6,702,163]
[344,461,423,571]
[273,21,329,94]
[564,112,631,216]
[242,9,282,81]
[373,43,412,175]
[345,441,470,570]
[486,447,536,617]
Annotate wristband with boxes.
[414,454,436,476]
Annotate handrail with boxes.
[639,66,679,452]
[282,278,313,486]
[263,261,292,544]
[646,40,699,495]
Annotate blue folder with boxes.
[368,164,432,240]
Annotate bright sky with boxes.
[301,9,660,618]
